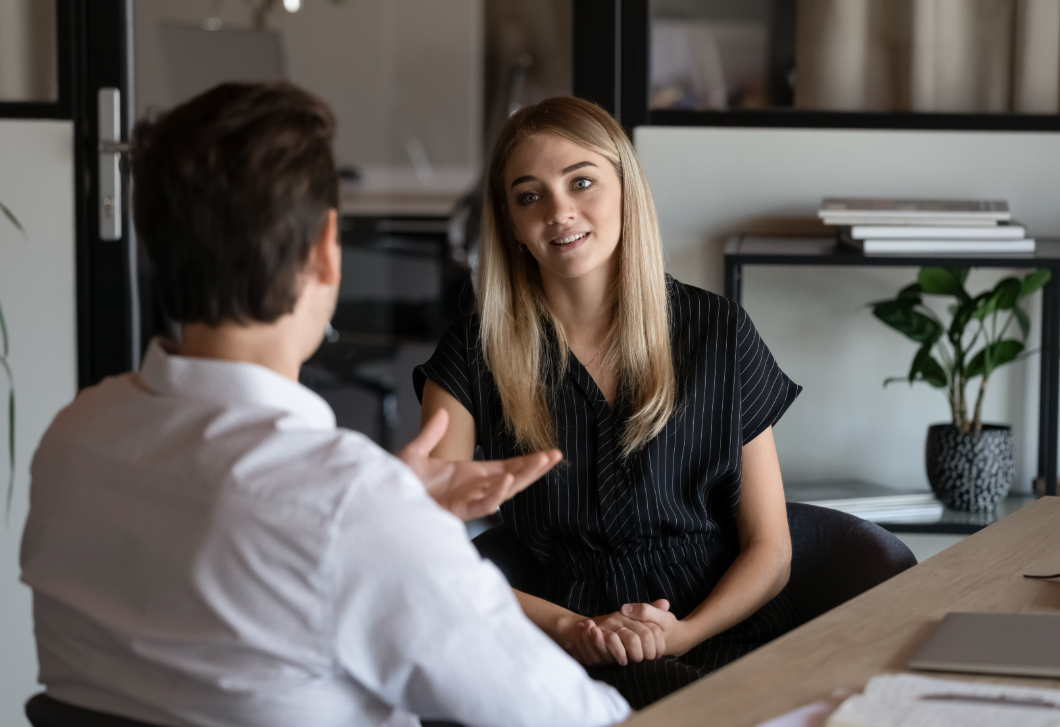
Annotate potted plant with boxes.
[1,199,22,516]
[872,267,1050,512]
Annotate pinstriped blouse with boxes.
[415,278,802,662]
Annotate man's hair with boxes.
[132,81,338,325]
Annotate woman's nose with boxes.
[546,192,577,224]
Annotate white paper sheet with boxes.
[826,674,1060,727]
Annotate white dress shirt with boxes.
[20,339,629,727]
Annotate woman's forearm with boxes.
[677,536,791,651]
[670,426,793,653]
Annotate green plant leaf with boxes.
[954,293,985,332]
[0,354,12,519]
[966,339,1024,379]
[1019,269,1051,299]
[0,200,25,239]
[5,386,12,520]
[873,301,943,344]
[918,267,967,298]
[0,294,7,358]
[897,282,922,302]
[909,344,948,388]
[1014,305,1031,338]
[992,277,1022,310]
[0,202,21,520]
[972,290,999,321]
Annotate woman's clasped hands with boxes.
[561,599,696,666]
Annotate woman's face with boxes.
[503,134,622,284]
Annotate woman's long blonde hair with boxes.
[478,96,675,458]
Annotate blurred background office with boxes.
[4,2,1060,724]
[6,0,1057,459]
[125,0,573,451]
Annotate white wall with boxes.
[0,119,77,726]
[635,126,1060,493]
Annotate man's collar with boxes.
[138,338,336,430]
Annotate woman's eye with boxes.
[517,192,539,206]
[572,177,594,191]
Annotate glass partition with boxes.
[0,0,58,103]
[565,0,1060,129]
[650,0,1060,117]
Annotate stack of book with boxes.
[786,479,944,523]
[819,198,1035,254]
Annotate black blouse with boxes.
[415,278,802,671]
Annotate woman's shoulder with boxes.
[666,275,743,329]
[437,312,483,347]
[423,313,487,375]
[415,313,488,405]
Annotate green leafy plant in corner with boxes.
[872,267,1051,433]
[0,199,23,517]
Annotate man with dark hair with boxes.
[21,82,629,727]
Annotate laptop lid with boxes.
[909,612,1060,679]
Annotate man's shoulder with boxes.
[40,372,142,442]
[227,426,427,520]
[34,373,429,525]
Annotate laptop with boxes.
[909,612,1060,678]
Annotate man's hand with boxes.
[620,599,696,657]
[398,409,562,521]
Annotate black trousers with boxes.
[587,638,769,710]
[586,658,703,710]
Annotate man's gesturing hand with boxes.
[398,409,562,521]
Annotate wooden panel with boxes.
[622,497,1060,726]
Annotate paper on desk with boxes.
[755,700,841,727]
[826,674,1060,727]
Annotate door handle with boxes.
[97,87,128,241]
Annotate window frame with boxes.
[573,0,1060,133]
[0,0,73,120]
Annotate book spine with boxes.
[862,240,1035,254]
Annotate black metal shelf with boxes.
[725,234,1060,501]
[876,494,1040,535]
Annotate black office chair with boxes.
[26,693,464,727]
[472,502,917,626]
[782,501,917,621]
[25,694,160,727]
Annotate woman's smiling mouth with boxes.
[550,232,588,247]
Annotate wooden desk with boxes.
[622,497,1060,727]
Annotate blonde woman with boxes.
[415,97,801,707]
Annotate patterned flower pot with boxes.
[925,424,1015,512]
